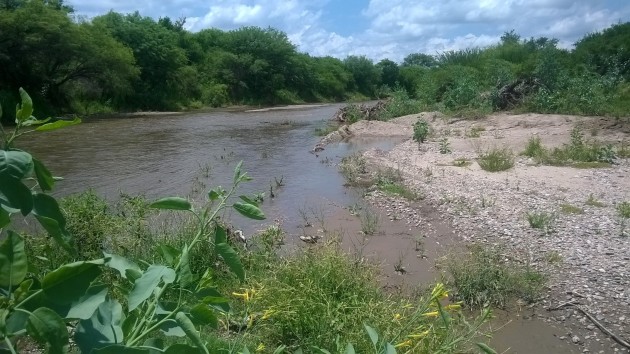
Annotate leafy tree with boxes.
[343,55,380,97]
[574,22,630,79]
[376,59,399,88]
[0,1,137,116]
[402,53,438,68]
[93,11,190,109]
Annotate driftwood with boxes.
[494,78,540,110]
[548,301,630,349]
[333,100,389,122]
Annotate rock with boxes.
[572,336,581,344]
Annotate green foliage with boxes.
[559,203,584,215]
[236,242,491,352]
[438,138,452,154]
[413,119,430,143]
[377,89,423,120]
[447,245,546,308]
[618,202,630,219]
[526,211,556,234]
[0,90,267,353]
[477,148,514,172]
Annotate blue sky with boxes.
[69,0,630,62]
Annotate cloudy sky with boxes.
[70,0,630,62]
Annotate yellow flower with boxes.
[394,313,402,321]
[430,283,448,301]
[444,303,462,311]
[422,311,439,318]
[407,330,430,339]
[395,339,413,349]
[261,309,276,320]
[256,343,265,352]
[232,288,256,302]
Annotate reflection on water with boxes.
[21,104,402,234]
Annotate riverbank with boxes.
[326,112,630,353]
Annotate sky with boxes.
[70,0,630,62]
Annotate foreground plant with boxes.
[0,89,265,353]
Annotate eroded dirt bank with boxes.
[328,112,630,353]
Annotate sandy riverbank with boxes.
[326,112,630,353]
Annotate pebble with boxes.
[360,127,630,353]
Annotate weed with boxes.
[315,122,340,136]
[544,250,563,265]
[586,194,606,207]
[465,125,486,138]
[618,140,630,158]
[453,158,472,167]
[439,137,452,154]
[526,211,556,234]
[480,194,496,208]
[360,208,380,235]
[477,147,514,172]
[413,119,430,143]
[447,245,546,308]
[340,153,368,185]
[618,201,630,219]
[559,203,584,214]
[522,136,546,160]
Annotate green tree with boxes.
[376,58,399,88]
[343,55,380,97]
[574,22,630,79]
[93,11,190,109]
[0,1,137,117]
[402,53,438,68]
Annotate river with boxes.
[21,104,579,353]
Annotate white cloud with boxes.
[70,0,630,62]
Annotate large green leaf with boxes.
[63,284,108,320]
[364,324,378,347]
[179,245,194,288]
[196,287,230,313]
[215,243,245,282]
[104,253,141,279]
[34,215,74,254]
[32,193,74,253]
[476,343,498,354]
[32,157,54,191]
[35,117,81,131]
[42,259,104,305]
[0,150,33,179]
[214,225,227,244]
[385,343,397,354]
[344,344,356,354]
[0,207,9,228]
[149,197,192,211]
[175,312,209,354]
[0,176,33,216]
[143,338,164,354]
[0,230,27,289]
[232,202,265,220]
[26,307,68,354]
[32,193,66,229]
[128,265,176,311]
[189,304,218,328]
[15,88,33,123]
[75,299,125,353]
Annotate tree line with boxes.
[1,0,629,121]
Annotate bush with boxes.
[477,147,514,172]
[413,119,430,143]
[447,245,546,308]
[526,211,556,234]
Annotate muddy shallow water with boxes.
[21,105,579,353]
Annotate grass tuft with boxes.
[447,245,546,308]
[526,211,556,234]
[559,203,584,215]
[477,147,514,172]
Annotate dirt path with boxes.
[326,112,630,353]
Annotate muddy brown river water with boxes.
[21,104,581,353]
